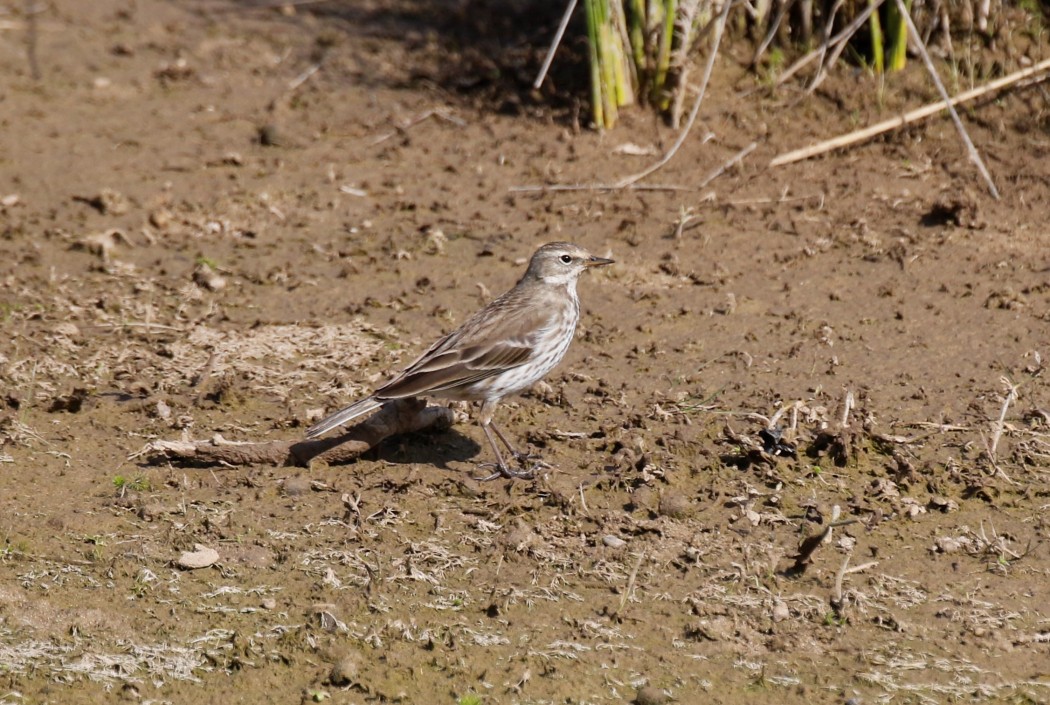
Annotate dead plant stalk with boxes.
[771,57,1050,169]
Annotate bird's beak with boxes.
[584,255,614,268]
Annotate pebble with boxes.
[149,208,173,230]
[93,188,129,215]
[629,486,654,512]
[155,399,172,420]
[602,535,626,548]
[283,476,311,496]
[329,652,359,686]
[192,262,226,292]
[658,491,691,519]
[635,685,668,705]
[258,123,283,146]
[53,322,81,339]
[177,544,219,570]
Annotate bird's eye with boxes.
[560,254,573,264]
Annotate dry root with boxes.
[137,398,453,468]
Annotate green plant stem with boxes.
[886,0,911,70]
[869,0,885,73]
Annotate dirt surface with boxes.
[2,1,1050,704]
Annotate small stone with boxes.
[155,399,172,420]
[928,495,959,513]
[149,208,173,230]
[258,123,283,146]
[635,685,668,705]
[177,544,219,570]
[772,600,790,622]
[283,476,311,496]
[260,597,277,610]
[602,535,626,549]
[658,491,691,519]
[329,652,360,686]
[91,188,129,215]
[77,229,128,261]
[501,518,533,552]
[934,536,963,554]
[629,486,654,512]
[53,322,81,338]
[137,502,166,521]
[192,262,226,292]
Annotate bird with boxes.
[306,241,614,480]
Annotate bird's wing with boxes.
[374,299,550,400]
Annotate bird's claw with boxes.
[472,463,535,482]
[475,468,535,481]
[472,453,549,481]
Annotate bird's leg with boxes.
[473,422,534,481]
[472,401,535,481]
[489,421,544,467]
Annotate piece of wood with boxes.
[138,398,454,468]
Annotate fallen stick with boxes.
[696,141,757,189]
[135,398,454,468]
[770,56,1050,168]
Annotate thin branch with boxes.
[775,0,886,87]
[287,63,321,91]
[533,0,578,90]
[751,0,795,69]
[989,376,1020,461]
[770,56,1050,167]
[697,141,757,189]
[809,0,845,84]
[25,0,41,80]
[370,108,467,146]
[895,0,999,199]
[616,552,645,617]
[806,0,850,95]
[509,182,694,193]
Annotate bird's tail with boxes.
[306,396,383,439]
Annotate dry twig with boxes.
[533,0,578,90]
[25,0,41,80]
[371,108,467,146]
[696,141,757,189]
[774,0,886,88]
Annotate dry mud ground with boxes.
[2,1,1050,704]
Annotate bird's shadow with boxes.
[365,427,482,470]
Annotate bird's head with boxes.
[523,242,614,286]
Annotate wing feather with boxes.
[371,282,567,401]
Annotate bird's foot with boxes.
[510,450,543,465]
[472,462,536,482]
[472,453,552,481]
